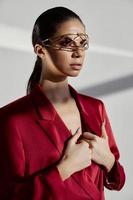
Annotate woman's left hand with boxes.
[82,121,115,172]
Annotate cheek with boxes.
[59,52,70,63]
[51,51,71,66]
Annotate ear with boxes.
[34,44,45,59]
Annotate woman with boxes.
[0,6,125,200]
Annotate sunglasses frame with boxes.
[42,33,89,52]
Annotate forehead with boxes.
[54,19,85,37]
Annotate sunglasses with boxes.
[42,33,89,52]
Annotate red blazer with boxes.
[0,84,125,200]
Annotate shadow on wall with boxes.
[80,74,133,97]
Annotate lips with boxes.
[70,63,82,66]
[70,63,82,70]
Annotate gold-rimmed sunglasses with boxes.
[42,33,89,52]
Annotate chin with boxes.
[69,71,80,77]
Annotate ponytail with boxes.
[26,56,42,94]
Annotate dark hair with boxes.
[26,6,84,94]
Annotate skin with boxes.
[34,18,115,181]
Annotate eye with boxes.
[58,37,73,47]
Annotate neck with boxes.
[40,79,72,103]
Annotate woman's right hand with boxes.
[57,130,92,181]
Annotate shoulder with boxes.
[76,93,108,124]
[78,92,104,107]
[77,92,106,118]
[0,93,32,122]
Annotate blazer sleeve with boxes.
[100,102,126,191]
[0,117,65,200]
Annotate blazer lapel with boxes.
[30,84,71,156]
[69,85,102,137]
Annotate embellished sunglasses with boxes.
[42,33,89,52]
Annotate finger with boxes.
[82,138,93,148]
[101,120,108,139]
[71,127,82,143]
[79,138,89,143]
[82,132,96,140]
[74,127,81,134]
[70,127,80,135]
[78,139,92,150]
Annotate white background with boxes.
[0,0,133,199]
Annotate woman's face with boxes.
[41,19,88,81]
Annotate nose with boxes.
[71,48,83,58]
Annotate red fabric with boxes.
[0,84,125,200]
